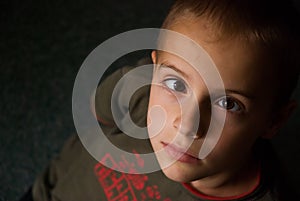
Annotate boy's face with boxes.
[147,17,281,183]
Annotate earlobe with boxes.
[263,100,297,139]
[151,50,157,64]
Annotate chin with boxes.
[161,162,204,183]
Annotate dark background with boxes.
[0,1,299,200]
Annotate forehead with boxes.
[157,17,276,100]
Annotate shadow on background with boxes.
[0,0,299,200]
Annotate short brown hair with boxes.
[162,0,300,106]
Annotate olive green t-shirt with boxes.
[32,63,275,201]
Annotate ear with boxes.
[151,50,157,64]
[262,100,297,139]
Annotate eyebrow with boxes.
[225,89,255,100]
[158,62,191,81]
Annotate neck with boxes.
[189,155,260,198]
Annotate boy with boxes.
[27,0,299,200]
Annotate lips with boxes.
[162,142,200,164]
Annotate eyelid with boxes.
[158,63,191,81]
[162,76,188,94]
[156,65,248,114]
[157,63,191,83]
[157,65,190,88]
[215,96,245,113]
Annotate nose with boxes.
[172,99,210,139]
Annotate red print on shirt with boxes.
[94,150,172,201]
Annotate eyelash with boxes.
[215,96,243,113]
[162,77,188,94]
[159,74,244,114]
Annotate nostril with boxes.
[192,134,201,139]
[172,116,180,129]
[172,112,202,139]
[172,103,201,138]
[176,125,201,139]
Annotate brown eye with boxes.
[164,78,187,93]
[217,97,241,112]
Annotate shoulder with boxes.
[254,139,299,201]
[95,57,152,130]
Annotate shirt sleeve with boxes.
[95,59,152,134]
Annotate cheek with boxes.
[147,85,182,142]
[205,131,254,168]
[147,105,167,138]
[148,85,178,121]
[212,119,263,158]
[227,112,270,140]
[222,128,256,149]
[147,86,169,137]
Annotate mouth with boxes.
[161,142,200,164]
